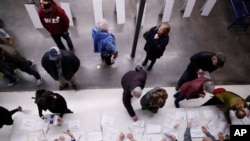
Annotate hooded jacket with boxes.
[91,26,116,57]
[38,0,69,35]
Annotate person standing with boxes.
[41,46,80,90]
[38,0,75,52]
[0,106,22,128]
[91,18,118,65]
[176,51,226,91]
[34,89,73,126]
[140,87,168,113]
[174,76,215,108]
[142,23,170,70]
[121,65,147,121]
[0,44,42,86]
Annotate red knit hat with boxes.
[212,88,226,95]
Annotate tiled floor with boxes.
[1,0,250,140]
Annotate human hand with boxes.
[187,122,192,128]
[57,117,63,126]
[218,132,224,141]
[202,126,208,133]
[225,134,230,139]
[197,69,204,76]
[59,135,65,141]
[40,115,45,120]
[64,129,74,138]
[170,135,177,141]
[132,115,138,122]
[199,93,205,98]
[119,133,125,141]
[127,133,136,141]
[154,33,159,39]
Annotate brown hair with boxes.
[150,89,168,108]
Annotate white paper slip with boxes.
[20,118,35,131]
[88,131,103,141]
[146,124,161,134]
[68,120,80,129]
[101,115,114,126]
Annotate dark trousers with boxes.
[101,54,113,65]
[5,108,19,125]
[202,96,223,106]
[0,62,17,82]
[177,69,197,88]
[174,91,185,107]
[51,32,74,50]
[20,60,41,80]
[143,55,156,69]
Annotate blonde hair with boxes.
[96,19,109,32]
[160,23,170,36]
[235,109,246,119]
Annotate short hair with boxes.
[160,23,171,35]
[235,109,246,119]
[131,86,142,98]
[96,19,109,32]
[203,81,215,93]
[216,53,226,68]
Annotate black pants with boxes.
[202,96,223,106]
[0,62,17,82]
[143,55,156,69]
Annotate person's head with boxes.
[131,86,142,98]
[49,46,61,62]
[203,81,215,93]
[157,23,170,36]
[96,19,109,32]
[150,88,168,108]
[202,137,213,141]
[212,53,226,68]
[35,89,47,103]
[235,108,246,119]
[40,0,53,13]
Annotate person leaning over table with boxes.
[175,51,226,91]
[121,65,147,122]
[34,89,73,126]
[202,87,247,124]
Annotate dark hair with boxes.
[216,53,226,68]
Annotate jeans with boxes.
[51,32,74,50]
[174,91,185,108]
[20,60,41,80]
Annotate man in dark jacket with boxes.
[34,89,73,126]
[41,46,80,90]
[176,51,226,91]
[142,23,170,70]
[0,106,22,128]
[121,65,147,121]
[0,44,42,86]
[39,0,74,52]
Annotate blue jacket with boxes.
[91,26,116,57]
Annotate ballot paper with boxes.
[88,131,103,141]
[146,124,161,134]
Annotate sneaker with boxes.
[37,78,42,86]
[8,78,19,86]
[72,84,77,90]
[59,83,69,90]
[18,106,22,112]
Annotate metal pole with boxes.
[131,0,146,58]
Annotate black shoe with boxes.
[72,84,77,90]
[59,83,69,90]
[175,100,180,108]
[175,85,180,91]
[147,66,152,71]
[142,61,147,66]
